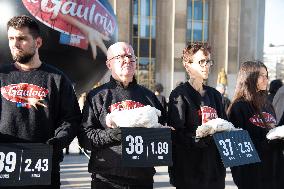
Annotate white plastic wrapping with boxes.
[266,125,284,140]
[106,105,162,128]
[196,118,238,138]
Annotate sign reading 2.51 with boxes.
[122,128,172,167]
[213,130,260,168]
[0,143,52,186]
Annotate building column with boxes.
[156,0,175,97]
[226,0,241,98]
[208,0,229,88]
[239,0,265,63]
[110,0,131,43]
[173,0,187,93]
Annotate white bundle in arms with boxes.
[106,105,161,128]
[266,125,284,140]
[196,118,237,138]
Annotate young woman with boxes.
[228,61,284,189]
[168,42,226,189]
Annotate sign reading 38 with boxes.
[122,128,172,167]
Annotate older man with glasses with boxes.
[79,42,166,189]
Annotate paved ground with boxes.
[60,154,237,189]
[60,139,237,188]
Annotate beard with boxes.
[12,51,35,64]
[11,43,36,64]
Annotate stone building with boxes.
[105,0,265,98]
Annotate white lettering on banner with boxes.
[38,0,114,34]
[7,86,47,98]
[31,173,41,178]
[27,0,38,2]
[0,174,9,179]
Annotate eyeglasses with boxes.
[198,59,213,67]
[107,54,137,62]
[186,59,214,67]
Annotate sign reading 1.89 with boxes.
[122,128,172,167]
[0,143,52,186]
[213,130,261,168]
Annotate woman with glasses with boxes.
[227,61,284,189]
[168,42,226,189]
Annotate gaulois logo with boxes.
[22,0,117,37]
[1,83,49,109]
[200,106,218,124]
[249,112,276,128]
[109,100,145,112]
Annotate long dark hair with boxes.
[229,61,269,118]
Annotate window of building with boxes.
[132,0,156,90]
[187,0,209,42]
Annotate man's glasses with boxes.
[107,54,137,62]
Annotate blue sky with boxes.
[264,0,284,47]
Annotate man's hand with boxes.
[46,137,62,153]
[109,128,122,142]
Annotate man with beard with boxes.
[0,15,81,189]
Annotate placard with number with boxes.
[213,130,261,168]
[121,128,172,167]
[0,143,52,186]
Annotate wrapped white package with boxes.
[196,118,238,138]
[266,125,284,140]
[106,105,162,128]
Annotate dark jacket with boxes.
[168,82,226,189]
[0,63,81,186]
[79,76,165,185]
[228,100,284,189]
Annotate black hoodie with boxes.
[228,100,284,189]
[0,63,81,187]
[79,76,166,186]
[168,82,226,189]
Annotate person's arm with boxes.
[47,76,82,151]
[227,102,245,130]
[278,112,284,126]
[78,91,121,151]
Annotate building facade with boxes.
[264,45,284,82]
[107,0,265,98]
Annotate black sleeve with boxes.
[49,76,82,150]
[213,89,228,120]
[278,112,284,126]
[154,95,167,125]
[168,90,197,148]
[227,102,246,130]
[78,92,121,150]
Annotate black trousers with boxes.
[91,174,153,189]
